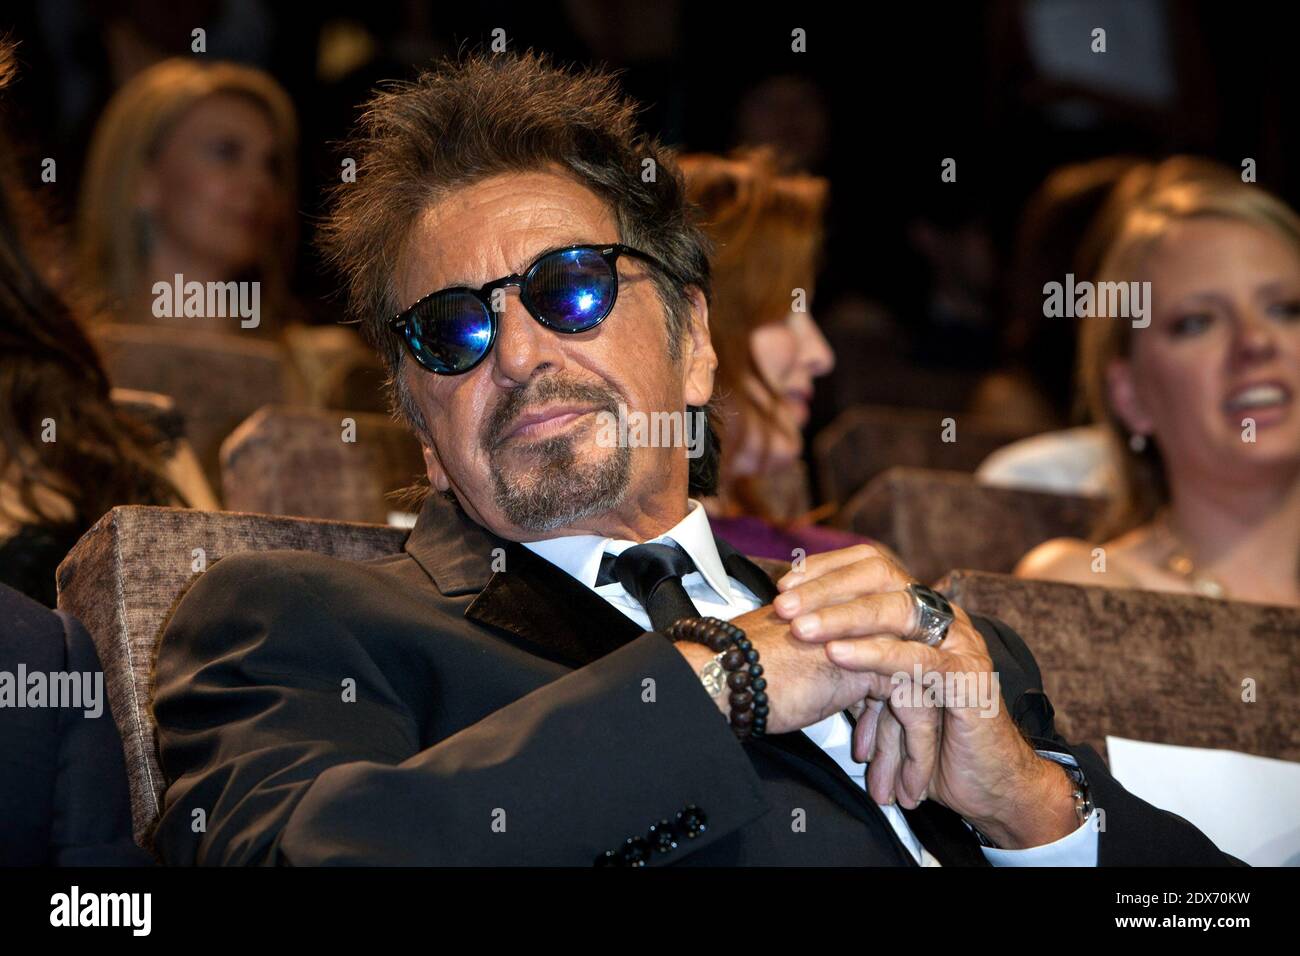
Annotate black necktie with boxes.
[597,542,700,632]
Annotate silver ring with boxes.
[904,584,955,646]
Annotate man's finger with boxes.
[776,543,883,590]
[866,704,904,806]
[853,697,886,764]
[791,589,919,643]
[889,679,942,808]
[825,633,943,676]
[773,556,912,619]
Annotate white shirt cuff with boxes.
[979,814,1098,867]
[977,748,1099,866]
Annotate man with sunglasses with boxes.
[151,52,1235,867]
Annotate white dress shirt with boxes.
[524,499,1098,866]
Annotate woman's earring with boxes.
[1129,432,1148,453]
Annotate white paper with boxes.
[1106,736,1300,866]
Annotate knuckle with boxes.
[849,543,879,563]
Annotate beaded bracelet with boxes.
[666,616,767,739]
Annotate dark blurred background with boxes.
[1,0,1295,438]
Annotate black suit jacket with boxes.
[0,583,150,865]
[152,495,1237,866]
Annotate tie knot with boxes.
[599,542,697,609]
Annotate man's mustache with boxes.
[483,376,623,450]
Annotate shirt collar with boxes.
[521,499,734,603]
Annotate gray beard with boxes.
[490,432,632,533]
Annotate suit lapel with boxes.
[467,542,643,668]
[402,494,642,667]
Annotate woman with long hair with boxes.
[77,57,299,334]
[1016,174,1300,606]
[0,43,195,606]
[679,148,867,559]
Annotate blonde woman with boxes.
[77,58,299,336]
[1017,174,1300,606]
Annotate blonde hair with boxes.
[77,58,298,322]
[1079,160,1300,539]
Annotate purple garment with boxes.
[710,514,874,563]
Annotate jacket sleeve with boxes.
[152,552,769,866]
[972,614,1245,866]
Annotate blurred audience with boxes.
[975,156,1149,433]
[980,156,1247,495]
[0,42,204,607]
[77,56,298,336]
[1017,173,1300,606]
[75,55,377,407]
[679,148,869,559]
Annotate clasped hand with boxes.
[724,544,1077,849]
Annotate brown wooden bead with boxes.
[721,648,746,670]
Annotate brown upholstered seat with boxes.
[837,467,1107,584]
[280,324,379,409]
[91,323,301,492]
[813,404,1032,507]
[55,506,408,845]
[939,570,1300,763]
[220,405,426,523]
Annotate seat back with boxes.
[220,405,425,523]
[55,506,407,844]
[838,467,1106,583]
[940,570,1300,762]
[814,404,1031,507]
[91,324,299,491]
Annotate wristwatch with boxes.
[1038,750,1095,829]
[969,750,1094,849]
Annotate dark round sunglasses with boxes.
[387,243,680,375]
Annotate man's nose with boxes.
[489,289,565,386]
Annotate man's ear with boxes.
[681,287,717,407]
[423,443,450,492]
[1106,357,1154,435]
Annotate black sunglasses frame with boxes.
[387,243,681,375]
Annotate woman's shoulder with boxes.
[1014,535,1141,588]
